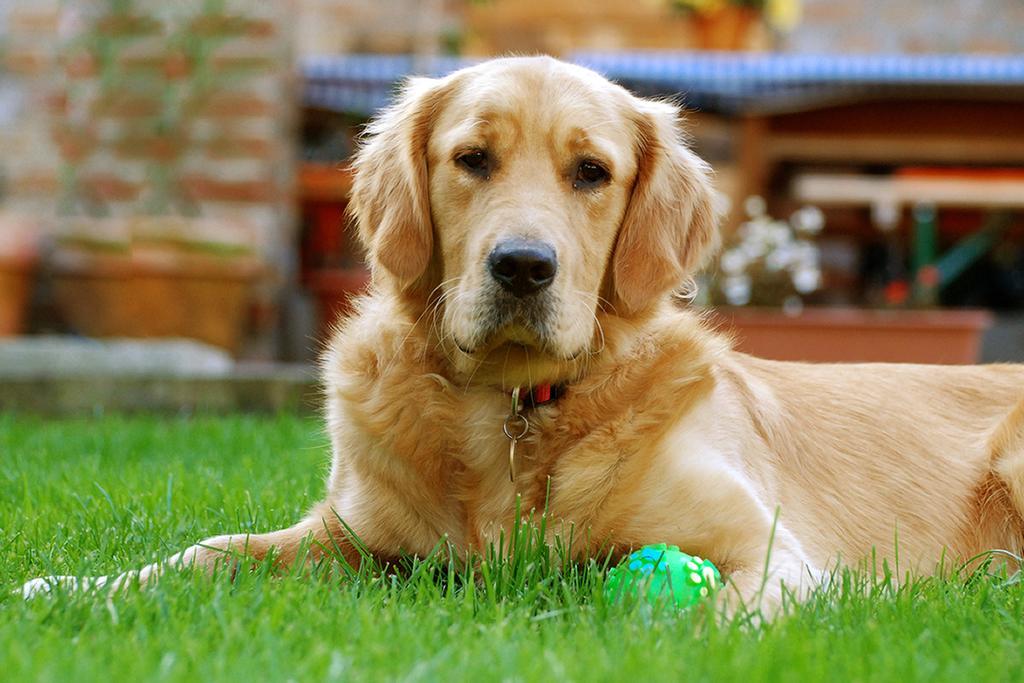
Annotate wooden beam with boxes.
[792,172,1024,209]
[767,135,1024,166]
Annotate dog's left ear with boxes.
[612,99,721,314]
[348,77,449,288]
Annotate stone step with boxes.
[0,337,318,415]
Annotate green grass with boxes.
[2,414,1023,682]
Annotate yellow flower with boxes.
[766,0,802,31]
[673,0,728,14]
[671,0,802,27]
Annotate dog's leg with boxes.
[722,549,823,619]
[21,503,359,598]
[713,515,825,620]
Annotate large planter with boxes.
[691,6,758,51]
[307,267,371,338]
[711,307,992,364]
[0,214,39,336]
[52,249,261,353]
[0,256,35,336]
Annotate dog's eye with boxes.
[456,150,490,178]
[574,160,610,189]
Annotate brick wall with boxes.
[785,0,1024,54]
[0,1,62,219]
[63,2,294,257]
[2,2,297,250]
[295,0,459,56]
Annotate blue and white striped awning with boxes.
[302,52,1024,116]
[304,54,477,115]
[574,51,1024,112]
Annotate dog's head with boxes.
[349,57,719,384]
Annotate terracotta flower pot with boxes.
[711,307,992,364]
[0,214,40,336]
[52,248,261,353]
[0,257,35,336]
[691,6,758,51]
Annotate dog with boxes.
[22,56,1024,615]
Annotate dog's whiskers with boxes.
[461,350,487,392]
[594,292,619,317]
[524,344,534,395]
[567,287,607,359]
[500,342,513,393]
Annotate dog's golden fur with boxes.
[23,57,1024,613]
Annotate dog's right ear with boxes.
[348,77,448,288]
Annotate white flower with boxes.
[720,249,748,275]
[746,216,772,236]
[768,222,792,246]
[791,206,825,235]
[792,240,820,266]
[792,267,821,294]
[739,241,765,260]
[765,246,793,272]
[722,275,752,306]
[744,195,767,219]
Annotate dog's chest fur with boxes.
[325,306,725,558]
[450,380,726,556]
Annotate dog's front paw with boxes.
[19,575,107,599]
[20,576,64,599]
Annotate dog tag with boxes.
[503,387,530,483]
[508,435,519,483]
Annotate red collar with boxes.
[518,383,567,409]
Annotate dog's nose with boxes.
[487,239,558,297]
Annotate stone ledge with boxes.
[0,337,320,415]
[0,370,321,416]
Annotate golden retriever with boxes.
[23,56,1024,615]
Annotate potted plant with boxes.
[705,197,992,364]
[0,214,40,336]
[51,215,262,353]
[670,0,801,50]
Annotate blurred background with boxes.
[1,0,1023,414]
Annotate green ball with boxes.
[605,543,721,609]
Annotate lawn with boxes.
[2,414,1023,682]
